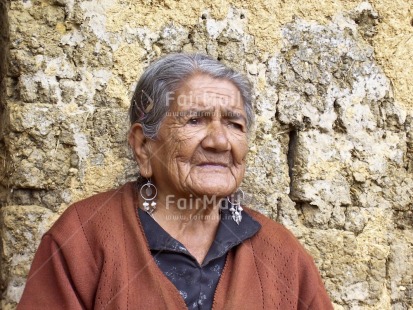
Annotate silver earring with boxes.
[140,179,157,215]
[227,189,244,225]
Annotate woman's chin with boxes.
[188,181,237,199]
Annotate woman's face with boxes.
[147,74,249,202]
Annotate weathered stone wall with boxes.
[1,0,412,309]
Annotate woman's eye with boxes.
[228,122,244,131]
[188,117,201,125]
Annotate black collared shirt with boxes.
[138,206,261,310]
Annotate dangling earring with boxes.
[140,179,157,215]
[227,189,244,225]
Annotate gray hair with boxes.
[129,53,254,139]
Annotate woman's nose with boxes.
[201,121,231,152]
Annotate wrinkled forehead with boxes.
[170,75,245,111]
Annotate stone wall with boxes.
[1,0,412,309]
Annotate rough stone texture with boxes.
[0,0,412,309]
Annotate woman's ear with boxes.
[128,123,153,178]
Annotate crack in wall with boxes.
[287,128,297,194]
[0,0,10,298]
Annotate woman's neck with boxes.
[140,195,222,264]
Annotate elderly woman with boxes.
[18,53,333,309]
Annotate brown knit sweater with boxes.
[18,182,333,310]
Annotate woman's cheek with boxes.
[232,139,249,163]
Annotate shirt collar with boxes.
[138,203,261,266]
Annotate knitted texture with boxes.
[18,182,333,310]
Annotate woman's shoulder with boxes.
[244,207,296,238]
[242,207,333,310]
[243,207,310,257]
[46,182,135,242]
